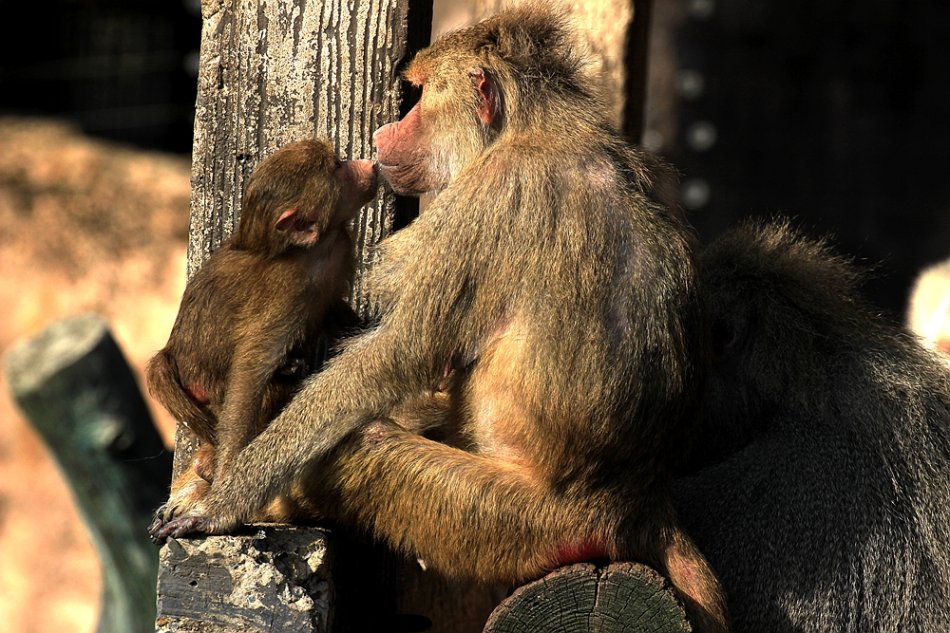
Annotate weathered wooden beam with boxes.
[186,0,423,303]
[157,0,433,630]
[176,0,427,494]
[175,0,427,485]
[155,526,333,633]
[4,314,172,633]
[483,563,692,633]
[155,525,422,633]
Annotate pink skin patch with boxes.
[938,338,950,354]
[552,537,610,568]
[434,364,453,392]
[361,419,395,449]
[187,383,210,405]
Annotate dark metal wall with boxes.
[660,0,950,315]
[0,0,201,153]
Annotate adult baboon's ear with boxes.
[472,69,498,127]
[275,207,299,232]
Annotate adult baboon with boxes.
[152,6,728,630]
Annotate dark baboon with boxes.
[674,220,950,633]
[147,139,375,520]
[152,7,728,631]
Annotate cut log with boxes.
[483,563,692,633]
[4,313,172,633]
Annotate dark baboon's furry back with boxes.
[675,219,950,633]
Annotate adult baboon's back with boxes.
[675,220,950,633]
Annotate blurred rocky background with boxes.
[0,118,188,632]
[0,1,198,630]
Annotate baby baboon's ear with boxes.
[275,207,319,247]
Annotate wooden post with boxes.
[175,0,429,482]
[185,0,428,301]
[483,563,692,633]
[178,0,430,508]
[4,314,172,633]
[155,0,432,631]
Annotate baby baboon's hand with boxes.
[148,494,242,544]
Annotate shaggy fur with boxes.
[152,5,728,631]
[675,220,950,633]
[147,139,370,523]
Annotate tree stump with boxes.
[4,313,172,633]
[483,563,692,633]
[155,526,333,633]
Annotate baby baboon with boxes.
[151,7,728,631]
[147,139,374,521]
[674,220,950,633]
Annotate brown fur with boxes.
[146,139,374,522]
[150,7,728,631]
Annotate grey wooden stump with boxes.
[4,313,172,633]
[156,527,333,633]
[483,563,692,633]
